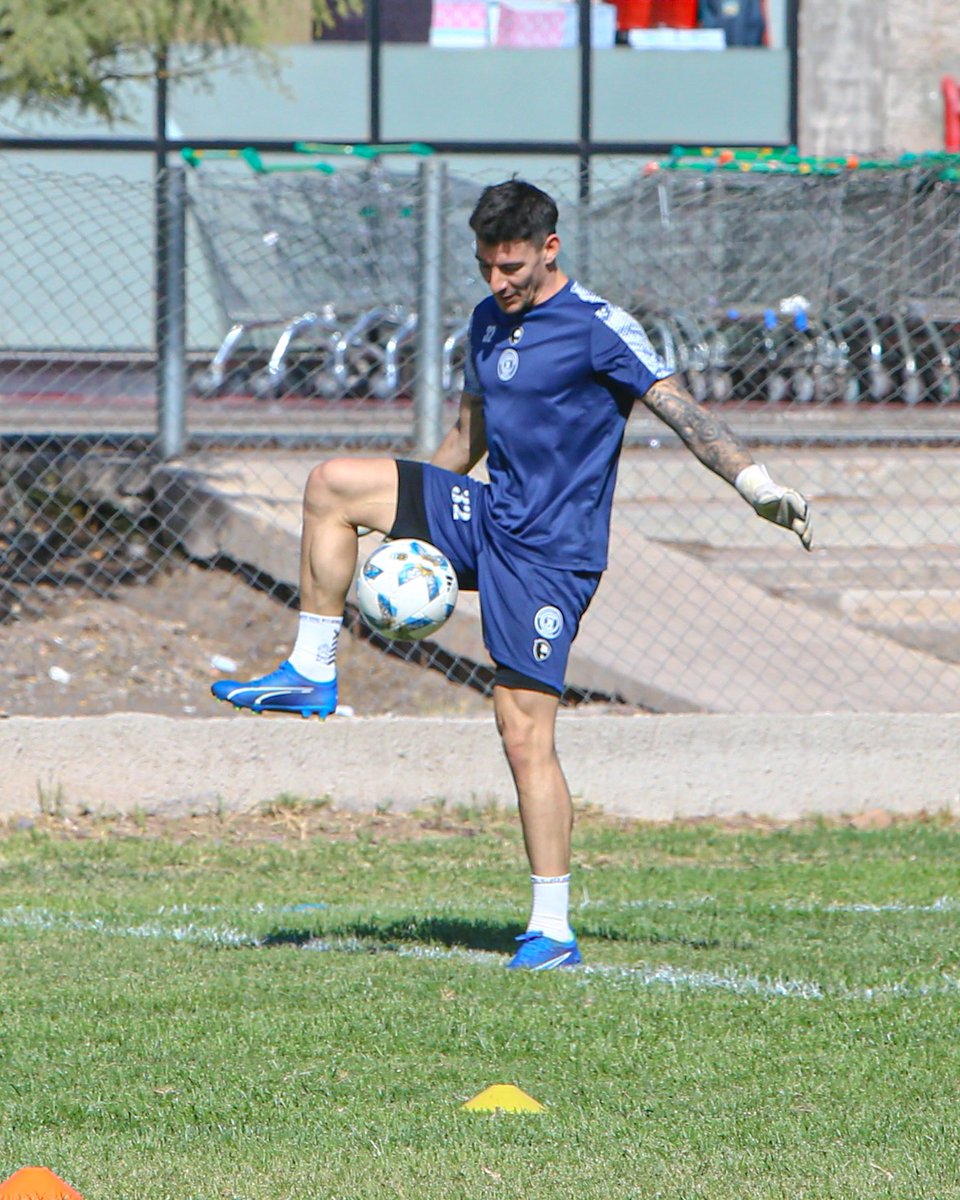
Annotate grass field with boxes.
[1,802,959,1199]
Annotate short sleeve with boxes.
[590,304,673,399]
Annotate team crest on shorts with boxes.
[497,348,519,381]
[534,605,564,639]
[533,638,552,662]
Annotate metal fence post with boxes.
[414,157,447,458]
[156,163,187,460]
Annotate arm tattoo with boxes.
[642,376,752,483]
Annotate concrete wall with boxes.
[799,0,960,155]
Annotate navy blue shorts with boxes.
[389,460,601,695]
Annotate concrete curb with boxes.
[1,712,957,821]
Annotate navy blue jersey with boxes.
[463,279,673,570]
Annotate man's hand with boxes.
[734,464,813,550]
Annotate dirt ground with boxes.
[0,559,496,720]
[0,797,937,843]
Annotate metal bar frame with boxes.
[0,0,799,159]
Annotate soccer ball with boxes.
[356,538,458,641]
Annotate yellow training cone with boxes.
[462,1084,545,1113]
[0,1166,84,1200]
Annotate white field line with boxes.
[610,896,960,916]
[113,895,960,918]
[2,903,959,1002]
[0,905,261,947]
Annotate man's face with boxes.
[475,234,560,314]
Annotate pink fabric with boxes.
[432,0,489,30]
[496,4,567,47]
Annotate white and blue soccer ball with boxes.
[356,538,458,641]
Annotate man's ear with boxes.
[542,231,561,265]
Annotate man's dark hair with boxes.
[469,179,558,247]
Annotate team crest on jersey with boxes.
[533,638,552,662]
[497,348,519,381]
[534,605,564,639]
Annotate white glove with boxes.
[735,463,812,550]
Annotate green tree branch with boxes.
[0,0,362,121]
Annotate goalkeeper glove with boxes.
[735,463,812,550]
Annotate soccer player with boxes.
[213,180,812,970]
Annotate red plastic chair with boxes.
[613,0,698,30]
[943,75,960,152]
[651,0,698,26]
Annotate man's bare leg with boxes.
[494,684,572,875]
[495,685,581,967]
[299,457,401,614]
[211,457,399,716]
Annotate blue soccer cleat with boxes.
[211,660,337,719]
[506,931,582,971]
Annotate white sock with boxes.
[288,612,341,682]
[527,873,574,943]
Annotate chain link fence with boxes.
[2,149,960,714]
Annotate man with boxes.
[213,179,812,970]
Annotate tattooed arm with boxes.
[641,374,813,549]
[641,374,752,484]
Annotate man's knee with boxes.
[496,695,557,773]
[304,458,354,508]
[304,457,400,535]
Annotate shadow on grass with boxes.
[579,923,725,950]
[262,915,519,954]
[262,917,709,954]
